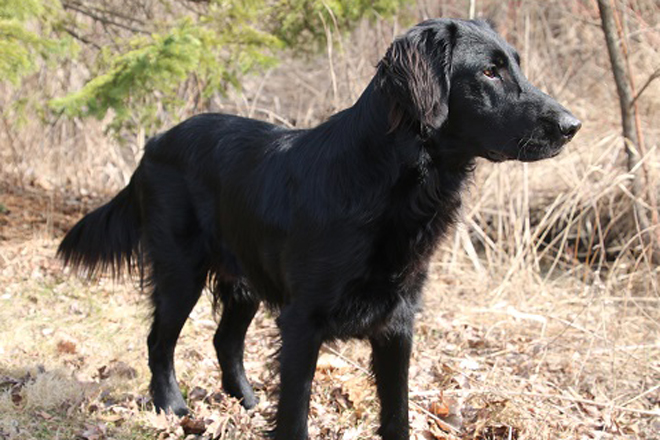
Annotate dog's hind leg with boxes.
[213,281,260,409]
[139,162,213,416]
[147,253,207,416]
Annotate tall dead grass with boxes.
[3,1,659,271]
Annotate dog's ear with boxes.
[478,18,498,32]
[376,22,457,137]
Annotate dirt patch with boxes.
[0,182,104,244]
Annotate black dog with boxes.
[59,18,580,440]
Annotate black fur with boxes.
[58,19,580,440]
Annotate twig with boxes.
[62,27,101,50]
[560,297,660,304]
[324,346,369,375]
[621,384,660,407]
[61,1,150,35]
[502,391,660,417]
[413,402,463,436]
[67,0,147,25]
[593,343,660,354]
[629,68,660,108]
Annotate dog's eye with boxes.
[483,68,498,79]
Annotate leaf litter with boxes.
[1,182,659,440]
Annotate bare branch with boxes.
[597,0,660,262]
[62,27,101,50]
[61,1,150,35]
[630,67,660,109]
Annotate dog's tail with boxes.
[58,171,142,278]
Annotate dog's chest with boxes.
[377,166,464,279]
[324,171,464,339]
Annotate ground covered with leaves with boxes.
[1,184,659,440]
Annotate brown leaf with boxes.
[209,390,225,404]
[0,375,21,389]
[482,425,518,439]
[189,386,208,402]
[11,387,22,405]
[107,361,137,379]
[100,413,124,423]
[97,366,110,380]
[429,422,451,440]
[57,339,77,354]
[207,417,230,439]
[146,411,174,431]
[77,423,107,440]
[180,416,207,435]
[342,376,370,409]
[413,432,437,440]
[37,411,53,420]
[430,399,450,417]
[330,387,352,411]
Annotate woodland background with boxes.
[0,0,659,439]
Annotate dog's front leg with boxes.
[274,305,323,440]
[370,314,414,440]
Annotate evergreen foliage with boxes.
[0,0,70,84]
[4,0,409,133]
[272,0,406,48]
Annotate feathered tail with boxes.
[58,175,141,278]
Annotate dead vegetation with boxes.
[1,0,659,439]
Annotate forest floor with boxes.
[0,182,658,440]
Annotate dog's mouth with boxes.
[517,142,565,162]
[484,140,566,163]
[484,150,510,162]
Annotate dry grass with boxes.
[0,190,658,439]
[1,0,659,439]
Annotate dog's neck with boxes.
[347,79,475,176]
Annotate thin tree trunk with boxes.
[597,0,659,261]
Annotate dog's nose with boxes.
[558,114,582,139]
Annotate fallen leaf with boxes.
[77,423,107,440]
[413,431,436,440]
[209,390,225,404]
[342,376,371,416]
[100,413,124,423]
[317,353,349,371]
[97,366,110,380]
[11,388,22,405]
[0,376,20,389]
[146,411,174,431]
[37,411,53,420]
[107,361,137,379]
[189,386,208,401]
[430,399,450,417]
[57,339,77,354]
[207,416,231,439]
[180,416,207,435]
[330,387,352,411]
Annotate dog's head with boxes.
[376,19,581,162]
